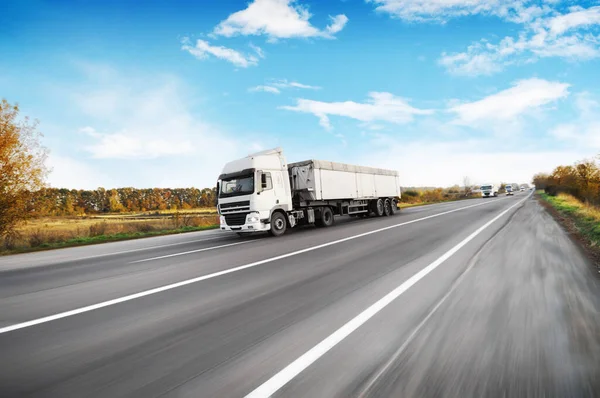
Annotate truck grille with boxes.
[224,212,249,226]
[219,201,250,214]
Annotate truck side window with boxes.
[261,172,273,191]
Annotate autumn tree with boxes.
[0,99,49,238]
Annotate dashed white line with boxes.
[245,194,529,398]
[0,197,503,335]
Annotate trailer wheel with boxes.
[389,199,397,215]
[383,199,392,216]
[268,212,287,237]
[316,207,334,227]
[373,198,385,217]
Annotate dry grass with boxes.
[555,193,600,222]
[540,193,600,249]
[1,211,219,253]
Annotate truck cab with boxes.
[217,148,292,235]
[506,185,514,195]
[480,184,498,197]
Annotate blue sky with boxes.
[1,0,599,189]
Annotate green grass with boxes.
[539,192,600,248]
[1,225,218,255]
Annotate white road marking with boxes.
[245,194,530,398]
[129,241,252,263]
[0,197,504,335]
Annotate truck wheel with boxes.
[383,199,392,216]
[316,207,334,227]
[268,212,287,237]
[390,199,398,215]
[373,198,385,217]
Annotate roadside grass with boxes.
[539,192,600,250]
[1,212,219,255]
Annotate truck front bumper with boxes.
[220,217,271,233]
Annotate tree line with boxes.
[30,187,218,216]
[533,158,600,205]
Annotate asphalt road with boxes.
[1,192,599,397]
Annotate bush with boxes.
[89,222,108,237]
[28,229,45,247]
[135,223,155,233]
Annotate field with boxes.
[1,208,219,254]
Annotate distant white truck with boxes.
[480,184,499,198]
[217,148,401,236]
[506,184,514,196]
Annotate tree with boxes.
[463,176,472,197]
[0,99,48,239]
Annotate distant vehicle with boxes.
[217,148,401,237]
[520,187,526,192]
[480,184,498,198]
[506,185,514,195]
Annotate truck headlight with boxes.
[247,212,260,223]
[220,216,225,224]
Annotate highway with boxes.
[1,192,599,397]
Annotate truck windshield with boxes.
[220,175,254,198]
[481,185,492,190]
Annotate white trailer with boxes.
[217,148,401,236]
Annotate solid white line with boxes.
[0,197,503,335]
[128,241,252,263]
[245,194,529,398]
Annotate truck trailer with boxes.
[217,148,401,236]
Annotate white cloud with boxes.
[81,127,195,159]
[367,0,531,23]
[213,0,348,39]
[249,78,320,94]
[46,154,115,190]
[439,6,600,75]
[548,6,600,35]
[75,76,236,161]
[449,78,570,124]
[326,14,349,34]
[269,78,321,90]
[249,43,266,58]
[249,85,281,94]
[57,67,259,189]
[181,38,258,67]
[281,92,433,130]
[360,137,588,187]
[550,92,600,149]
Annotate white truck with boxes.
[505,184,514,195]
[480,184,499,198]
[217,148,401,236]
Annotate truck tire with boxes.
[389,199,397,215]
[316,207,334,227]
[268,212,287,237]
[383,199,392,216]
[372,198,385,217]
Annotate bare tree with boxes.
[463,176,472,197]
